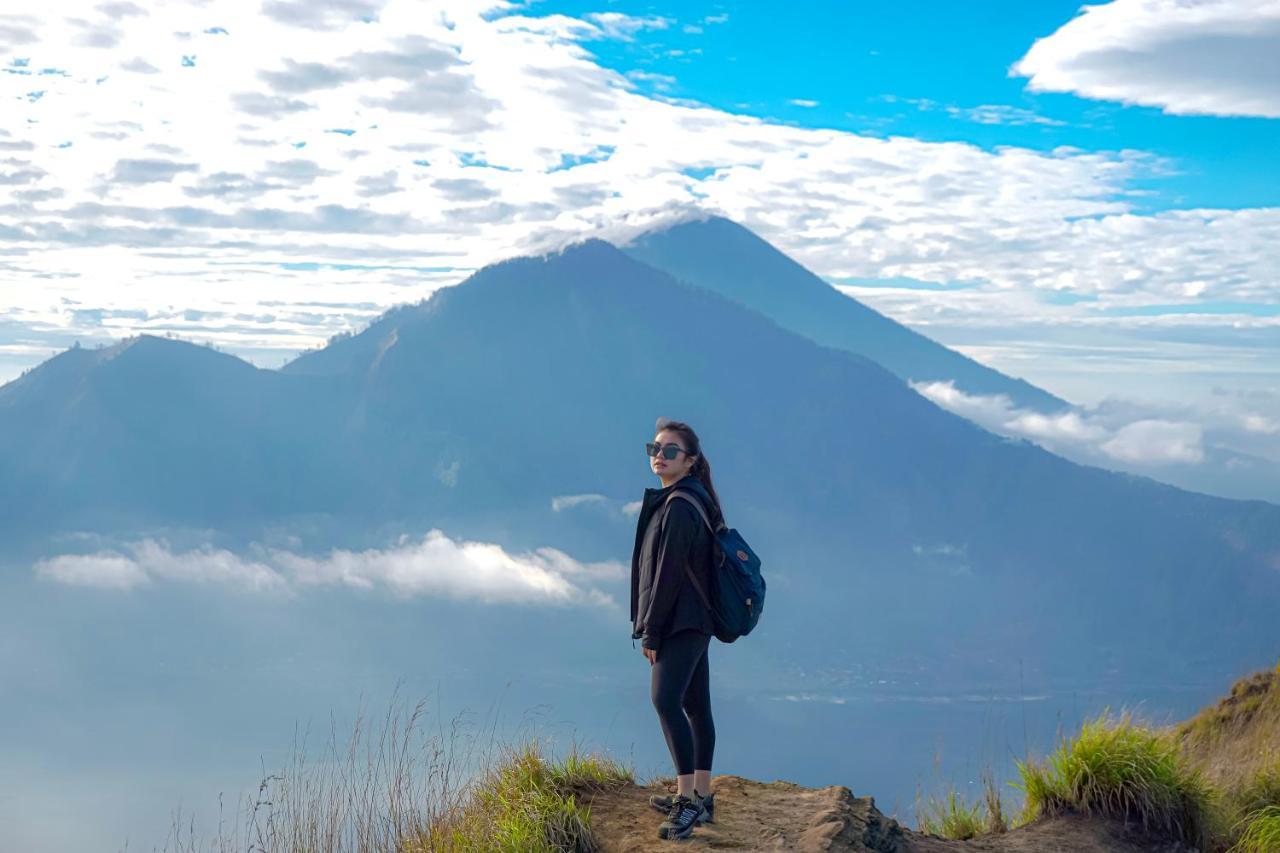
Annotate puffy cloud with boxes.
[34,539,284,591]
[33,530,624,607]
[1100,419,1204,463]
[914,378,1208,464]
[34,552,148,589]
[1012,0,1280,117]
[912,380,1280,497]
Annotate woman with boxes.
[629,416,726,841]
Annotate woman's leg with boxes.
[650,629,711,796]
[682,636,715,796]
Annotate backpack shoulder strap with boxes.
[663,490,726,535]
[659,490,718,613]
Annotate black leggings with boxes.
[650,629,715,775]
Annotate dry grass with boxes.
[1176,665,1280,793]
[1172,664,1280,852]
[155,686,632,853]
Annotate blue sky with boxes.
[534,0,1280,211]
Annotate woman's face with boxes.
[651,429,697,482]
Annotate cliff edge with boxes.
[573,773,1191,852]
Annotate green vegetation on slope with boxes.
[411,741,632,852]
[1014,710,1216,849]
[915,769,1012,840]
[1230,804,1280,853]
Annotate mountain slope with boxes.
[620,215,1068,413]
[283,238,1279,682]
[2,240,1278,684]
[0,335,348,532]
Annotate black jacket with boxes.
[629,474,722,651]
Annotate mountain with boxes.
[620,215,1069,413]
[2,239,1278,686]
[0,335,348,535]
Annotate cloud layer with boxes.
[33,530,624,607]
[0,0,1275,388]
[913,379,1280,500]
[1013,0,1280,118]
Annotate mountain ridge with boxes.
[2,235,1278,686]
[619,215,1069,413]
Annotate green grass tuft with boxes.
[1230,805,1280,853]
[1014,709,1215,849]
[980,767,1011,835]
[414,739,633,852]
[915,770,1011,841]
[1231,758,1280,819]
[916,788,987,840]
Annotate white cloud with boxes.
[1100,419,1204,463]
[34,540,284,591]
[34,552,149,590]
[911,542,972,576]
[550,492,608,511]
[1012,0,1280,117]
[1242,413,1280,434]
[881,94,1066,126]
[913,379,1211,464]
[33,531,624,607]
[948,103,1065,126]
[582,12,672,41]
[911,379,1280,497]
[788,98,819,108]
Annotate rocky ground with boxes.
[573,774,1193,852]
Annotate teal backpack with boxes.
[661,490,765,643]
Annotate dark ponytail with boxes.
[655,417,725,526]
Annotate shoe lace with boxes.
[666,795,696,822]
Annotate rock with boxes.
[577,774,907,852]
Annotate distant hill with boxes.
[620,215,1069,413]
[2,239,1278,685]
[0,335,347,533]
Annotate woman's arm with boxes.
[639,499,700,652]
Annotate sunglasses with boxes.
[645,441,690,460]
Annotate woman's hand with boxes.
[642,646,658,665]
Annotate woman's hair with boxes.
[655,416,725,524]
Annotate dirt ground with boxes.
[572,774,1194,853]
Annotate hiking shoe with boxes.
[657,793,706,840]
[650,790,714,824]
